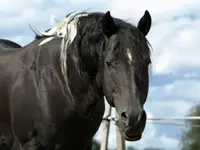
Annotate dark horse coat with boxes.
[0,39,21,149]
[0,10,152,150]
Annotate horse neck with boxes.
[66,38,104,106]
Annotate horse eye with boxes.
[106,62,112,68]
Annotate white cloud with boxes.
[107,0,200,23]
[160,135,179,148]
[150,19,200,74]
[0,0,111,44]
[183,72,198,79]
[149,79,200,102]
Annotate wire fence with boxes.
[102,116,200,128]
[100,103,200,150]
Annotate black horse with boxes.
[0,10,152,150]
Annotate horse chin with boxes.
[108,99,115,107]
[108,101,115,107]
[123,133,142,142]
[106,98,115,107]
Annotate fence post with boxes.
[100,101,112,150]
[116,110,126,150]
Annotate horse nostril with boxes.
[120,110,146,126]
[121,112,127,119]
[121,111,128,121]
[137,110,146,123]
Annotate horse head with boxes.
[101,10,152,141]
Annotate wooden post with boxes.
[100,100,112,150]
[116,110,126,150]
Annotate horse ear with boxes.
[102,11,118,38]
[137,10,152,36]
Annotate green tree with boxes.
[180,103,200,150]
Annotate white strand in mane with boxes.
[33,12,89,101]
[126,48,133,62]
[59,12,88,101]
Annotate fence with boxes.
[100,102,200,150]
[100,104,126,150]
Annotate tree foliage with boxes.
[180,103,200,150]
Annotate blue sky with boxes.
[1,0,200,149]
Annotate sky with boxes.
[1,0,200,150]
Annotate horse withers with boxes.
[0,10,152,150]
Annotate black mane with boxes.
[31,11,152,86]
[29,11,152,90]
[34,11,152,51]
